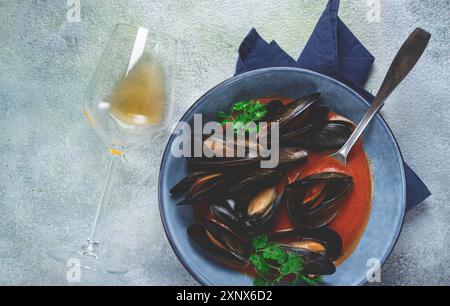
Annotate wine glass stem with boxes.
[88,153,120,243]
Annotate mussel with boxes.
[264,100,285,122]
[202,169,284,235]
[282,120,354,151]
[286,172,353,229]
[302,252,336,276]
[170,171,210,196]
[272,94,329,141]
[273,227,342,260]
[269,93,324,130]
[245,187,284,230]
[170,172,231,206]
[189,147,308,170]
[209,198,246,235]
[200,134,254,159]
[272,227,342,276]
[264,93,354,152]
[226,169,281,195]
[210,186,285,235]
[209,169,285,234]
[172,168,282,206]
[188,218,251,267]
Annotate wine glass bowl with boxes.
[83,24,178,153]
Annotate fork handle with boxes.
[337,28,431,160]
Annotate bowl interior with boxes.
[159,68,406,286]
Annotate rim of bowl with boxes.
[158,67,407,286]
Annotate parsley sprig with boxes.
[217,100,268,134]
[250,235,323,286]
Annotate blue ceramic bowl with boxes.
[159,68,406,286]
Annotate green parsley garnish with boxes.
[250,235,323,287]
[216,100,268,134]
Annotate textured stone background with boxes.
[0,0,449,285]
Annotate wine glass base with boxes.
[47,241,129,275]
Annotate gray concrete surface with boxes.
[0,0,449,285]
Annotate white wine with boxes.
[109,54,165,126]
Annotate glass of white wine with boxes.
[48,24,178,274]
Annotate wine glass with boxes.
[48,24,178,274]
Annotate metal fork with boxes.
[329,28,431,165]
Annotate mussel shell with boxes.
[273,93,321,130]
[279,105,329,141]
[226,169,281,196]
[286,172,353,228]
[188,218,250,267]
[190,147,308,170]
[272,228,341,276]
[210,189,285,235]
[295,172,353,204]
[189,155,263,170]
[278,147,309,166]
[170,171,210,196]
[208,169,282,233]
[244,190,285,233]
[290,203,341,229]
[177,173,231,206]
[200,134,256,159]
[209,197,248,236]
[302,253,336,276]
[272,227,342,261]
[285,120,354,151]
[282,246,336,276]
[264,100,285,122]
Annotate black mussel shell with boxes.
[190,147,308,170]
[273,228,341,276]
[210,188,284,235]
[272,93,321,130]
[272,227,342,261]
[177,173,231,206]
[188,218,250,267]
[209,197,248,236]
[226,169,281,196]
[244,188,284,232]
[264,100,285,122]
[189,154,263,170]
[280,105,329,141]
[201,135,254,159]
[287,120,354,151]
[278,147,309,166]
[279,244,336,276]
[189,136,263,169]
[286,172,353,228]
[302,253,336,276]
[170,171,210,196]
[187,134,257,167]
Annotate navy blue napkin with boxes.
[235,0,430,211]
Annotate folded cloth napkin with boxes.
[235,0,430,211]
